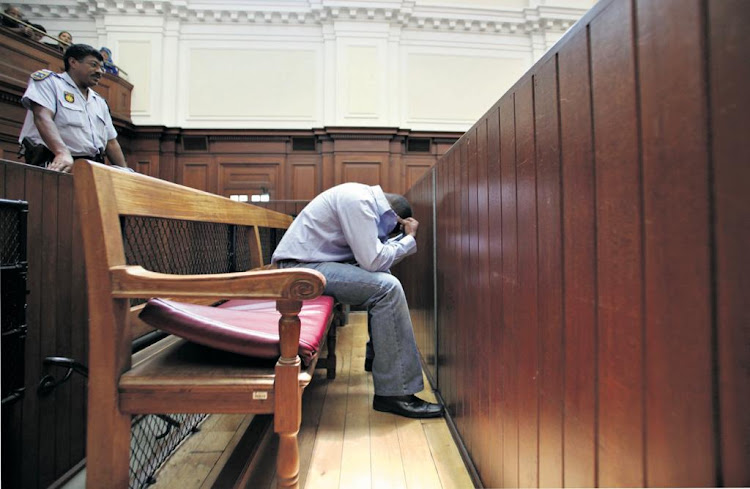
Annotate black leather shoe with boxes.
[364,357,373,372]
[372,394,444,419]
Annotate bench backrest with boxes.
[73,160,295,386]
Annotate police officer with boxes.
[18,44,131,173]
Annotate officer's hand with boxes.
[48,152,74,174]
[399,217,419,238]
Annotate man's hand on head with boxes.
[399,217,419,238]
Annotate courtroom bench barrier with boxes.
[73,159,340,489]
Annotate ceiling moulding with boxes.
[19,1,586,34]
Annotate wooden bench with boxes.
[74,159,339,489]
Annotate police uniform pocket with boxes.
[56,96,85,127]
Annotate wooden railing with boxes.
[394,0,749,486]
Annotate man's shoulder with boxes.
[29,69,60,82]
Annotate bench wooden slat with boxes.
[110,265,325,300]
[109,165,293,228]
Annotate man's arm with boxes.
[105,138,129,168]
[30,102,74,173]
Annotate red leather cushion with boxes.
[138,296,334,366]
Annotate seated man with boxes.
[17,44,130,173]
[272,182,443,419]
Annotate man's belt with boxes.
[21,138,104,167]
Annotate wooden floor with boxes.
[149,312,474,489]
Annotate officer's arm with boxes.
[105,138,129,169]
[30,102,74,173]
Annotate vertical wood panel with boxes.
[184,163,210,191]
[475,117,492,483]
[709,0,750,485]
[637,0,716,485]
[446,149,458,414]
[70,194,88,464]
[499,94,519,488]
[535,55,564,488]
[38,172,60,487]
[457,139,470,445]
[590,0,645,485]
[466,128,479,472]
[21,168,42,489]
[558,28,597,488]
[55,177,74,474]
[515,77,539,489]
[486,108,503,488]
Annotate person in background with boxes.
[17,44,131,173]
[272,183,444,419]
[29,23,46,42]
[2,5,32,36]
[99,47,119,76]
[45,30,72,52]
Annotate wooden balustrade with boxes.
[394,0,749,486]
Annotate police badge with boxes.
[64,92,75,103]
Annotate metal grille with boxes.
[258,227,286,266]
[1,200,28,405]
[0,200,27,267]
[120,215,285,488]
[130,413,207,489]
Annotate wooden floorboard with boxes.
[147,312,474,489]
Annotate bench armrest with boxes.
[110,265,325,301]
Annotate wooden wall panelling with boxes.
[21,166,43,489]
[320,138,335,191]
[54,171,74,475]
[403,156,435,194]
[69,191,88,466]
[287,155,321,201]
[558,28,597,489]
[535,53,564,488]
[709,0,750,485]
[218,157,283,200]
[389,138,404,194]
[474,117,492,482]
[485,106,503,488]
[0,163,89,487]
[334,153,389,189]
[178,157,214,193]
[39,171,60,486]
[590,0,644,485]
[515,77,539,489]
[499,94,519,488]
[637,0,715,485]
[465,127,478,472]
[456,138,469,453]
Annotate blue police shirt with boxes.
[19,70,117,157]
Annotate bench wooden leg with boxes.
[86,407,131,488]
[276,432,300,488]
[325,310,341,379]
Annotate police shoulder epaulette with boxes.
[30,69,54,81]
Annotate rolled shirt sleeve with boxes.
[22,76,57,113]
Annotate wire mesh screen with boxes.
[130,413,207,489]
[1,200,28,404]
[120,214,288,488]
[0,200,27,267]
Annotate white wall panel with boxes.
[21,1,592,131]
[118,41,152,114]
[405,52,525,128]
[186,48,318,123]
